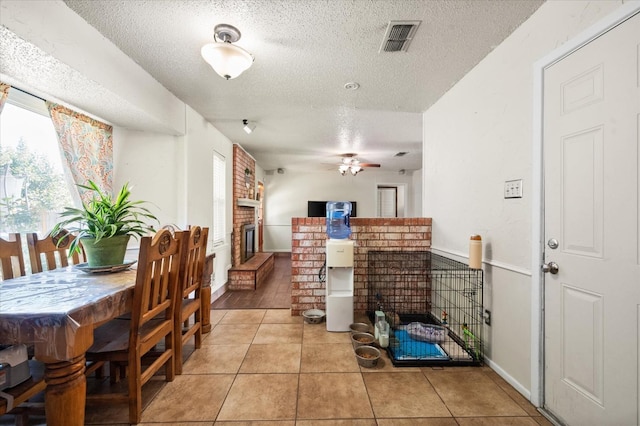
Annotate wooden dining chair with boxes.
[0,233,26,280]
[0,236,46,424]
[84,228,183,424]
[26,230,86,273]
[174,226,209,374]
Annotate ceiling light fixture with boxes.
[243,119,256,134]
[339,157,363,176]
[201,24,254,80]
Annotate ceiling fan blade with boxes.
[360,163,381,168]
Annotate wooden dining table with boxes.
[0,266,138,426]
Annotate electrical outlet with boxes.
[504,179,523,199]
[483,309,491,326]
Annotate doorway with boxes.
[377,184,406,217]
[537,7,639,425]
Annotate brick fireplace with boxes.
[290,217,432,316]
[232,144,256,267]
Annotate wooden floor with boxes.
[211,252,291,309]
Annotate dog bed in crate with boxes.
[391,329,449,361]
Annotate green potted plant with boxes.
[51,180,159,267]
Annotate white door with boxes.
[543,12,640,425]
[377,186,397,217]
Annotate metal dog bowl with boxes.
[302,309,326,324]
[355,345,381,368]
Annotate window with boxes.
[0,90,74,236]
[212,151,226,245]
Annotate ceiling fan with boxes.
[338,153,381,176]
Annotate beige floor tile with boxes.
[209,309,228,325]
[296,421,377,426]
[424,369,528,417]
[297,372,374,419]
[483,368,540,417]
[215,422,294,426]
[182,344,249,374]
[253,323,304,344]
[303,323,352,344]
[300,343,361,372]
[141,374,235,422]
[376,419,458,426]
[207,323,259,345]
[141,423,213,425]
[363,372,451,418]
[262,308,303,324]
[456,417,539,425]
[533,416,555,425]
[219,309,266,324]
[217,373,298,421]
[239,343,302,373]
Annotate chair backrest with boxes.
[130,228,183,340]
[179,226,209,301]
[26,230,86,273]
[0,233,26,280]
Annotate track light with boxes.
[243,119,256,134]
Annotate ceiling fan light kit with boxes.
[338,154,376,176]
[201,24,254,80]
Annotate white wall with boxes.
[111,107,235,294]
[183,106,234,293]
[422,0,623,397]
[263,169,420,252]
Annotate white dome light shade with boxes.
[201,42,254,80]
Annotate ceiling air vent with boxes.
[380,20,421,53]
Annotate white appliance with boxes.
[325,239,354,331]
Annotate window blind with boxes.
[212,151,226,245]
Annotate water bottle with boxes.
[326,201,351,239]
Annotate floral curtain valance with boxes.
[0,82,11,113]
[47,102,113,204]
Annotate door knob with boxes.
[542,262,559,274]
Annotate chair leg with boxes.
[128,358,142,424]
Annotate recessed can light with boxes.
[344,82,360,90]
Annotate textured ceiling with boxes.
[58,0,544,173]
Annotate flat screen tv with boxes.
[307,201,357,218]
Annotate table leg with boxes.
[44,354,86,426]
[201,253,215,334]
[201,286,212,333]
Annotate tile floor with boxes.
[2,309,553,425]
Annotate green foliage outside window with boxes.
[0,138,73,233]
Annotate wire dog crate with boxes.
[367,251,484,367]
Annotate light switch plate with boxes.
[504,179,523,198]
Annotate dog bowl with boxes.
[302,309,326,324]
[355,345,381,368]
[351,332,375,349]
[349,322,370,334]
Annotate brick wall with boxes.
[232,144,255,267]
[290,217,432,316]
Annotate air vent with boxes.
[380,20,421,53]
[394,151,409,157]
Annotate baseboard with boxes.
[484,356,533,403]
[210,282,228,303]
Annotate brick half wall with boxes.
[291,217,432,316]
